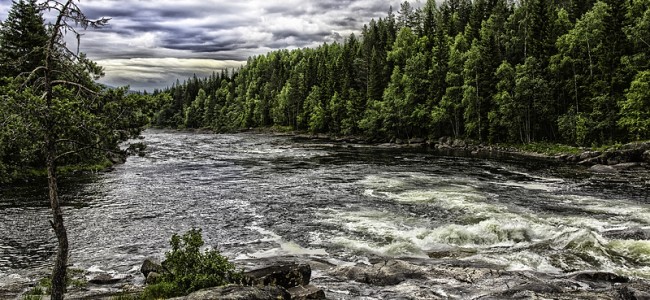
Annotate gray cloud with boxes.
[2,0,420,91]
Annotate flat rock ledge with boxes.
[143,260,325,300]
[325,259,650,300]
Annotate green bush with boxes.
[142,229,242,299]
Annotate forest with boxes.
[153,0,650,147]
[0,0,161,183]
[2,0,650,183]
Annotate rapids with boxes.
[1,129,649,297]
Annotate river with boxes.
[1,129,649,298]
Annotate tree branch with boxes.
[51,80,99,95]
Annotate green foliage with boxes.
[20,268,87,299]
[148,0,649,147]
[509,142,583,156]
[618,70,650,140]
[142,229,242,299]
[110,293,139,300]
[22,286,44,300]
[0,0,47,77]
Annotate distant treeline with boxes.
[153,0,650,145]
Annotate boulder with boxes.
[570,271,629,283]
[107,152,127,165]
[287,284,326,300]
[579,151,601,161]
[409,138,426,145]
[590,164,617,173]
[644,150,650,163]
[612,162,644,171]
[170,284,290,300]
[88,273,122,285]
[498,283,563,296]
[607,149,644,165]
[603,228,650,240]
[619,286,650,300]
[331,260,426,286]
[146,271,163,285]
[243,263,311,289]
[579,156,603,166]
[141,259,165,279]
[452,139,467,148]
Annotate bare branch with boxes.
[51,80,99,95]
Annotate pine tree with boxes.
[0,0,48,77]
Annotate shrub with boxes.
[142,229,242,298]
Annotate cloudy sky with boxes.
[1,0,418,91]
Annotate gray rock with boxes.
[579,156,603,166]
[590,164,617,173]
[570,271,629,283]
[146,271,162,285]
[243,263,311,289]
[512,283,564,293]
[579,151,601,161]
[409,138,426,144]
[170,284,289,300]
[452,139,467,148]
[613,162,641,169]
[331,260,426,286]
[644,150,650,163]
[287,284,326,300]
[88,273,122,285]
[620,286,650,300]
[603,228,650,240]
[141,259,165,279]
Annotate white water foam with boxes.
[238,226,328,259]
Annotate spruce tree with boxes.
[0,0,48,78]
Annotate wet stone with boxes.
[330,260,426,286]
[169,284,290,300]
[243,263,311,289]
[570,271,629,283]
[141,258,165,279]
[88,273,122,285]
[287,284,326,300]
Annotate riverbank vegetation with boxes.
[141,229,243,299]
[0,0,158,184]
[0,1,155,298]
[152,0,649,150]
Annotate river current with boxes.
[1,130,649,297]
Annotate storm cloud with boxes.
[1,0,418,91]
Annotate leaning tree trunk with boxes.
[44,3,71,298]
[45,117,68,300]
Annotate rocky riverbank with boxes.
[285,131,650,171]
[32,256,649,300]
[179,128,650,169]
